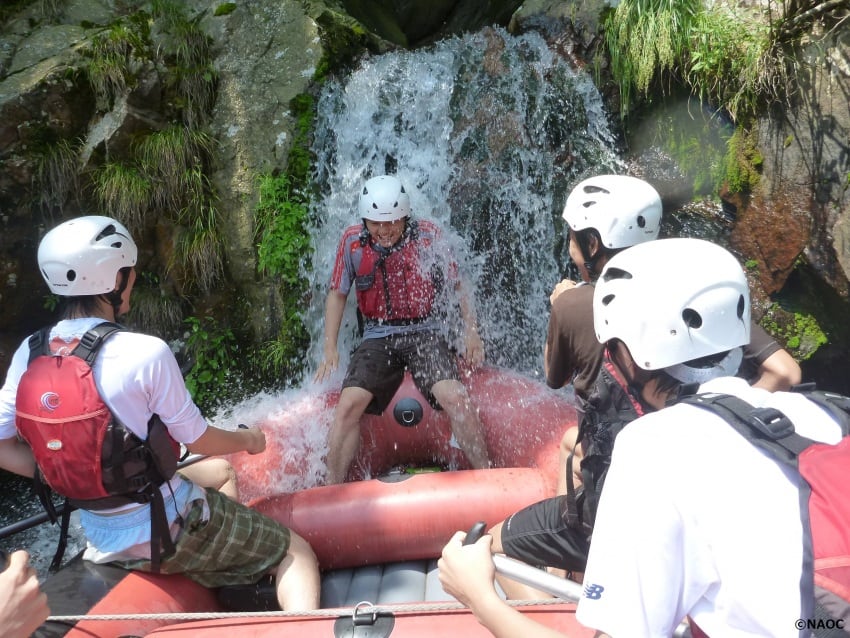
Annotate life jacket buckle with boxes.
[746,407,795,439]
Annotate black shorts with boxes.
[342,331,459,414]
[499,495,590,573]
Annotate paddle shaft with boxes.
[493,554,691,638]
[0,453,208,541]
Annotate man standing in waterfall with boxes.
[315,174,490,484]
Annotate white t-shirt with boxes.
[576,376,843,638]
[0,318,209,556]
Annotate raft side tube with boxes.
[251,467,552,571]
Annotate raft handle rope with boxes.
[44,557,689,637]
[45,597,568,623]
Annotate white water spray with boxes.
[304,27,621,376]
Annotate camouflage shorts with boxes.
[113,488,291,588]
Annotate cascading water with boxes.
[305,26,621,376]
[4,26,626,578]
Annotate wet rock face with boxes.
[0,24,99,368]
[0,0,849,386]
[729,191,812,297]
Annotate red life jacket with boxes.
[681,389,850,636]
[351,221,442,322]
[15,322,180,571]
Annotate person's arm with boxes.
[0,550,50,638]
[751,348,802,391]
[544,287,588,389]
[544,280,579,381]
[438,531,572,638]
[0,437,35,478]
[0,342,35,477]
[185,423,266,456]
[744,323,801,391]
[315,289,348,381]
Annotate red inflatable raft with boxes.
[36,366,585,638]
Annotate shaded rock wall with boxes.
[1,0,849,391]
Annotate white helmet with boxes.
[358,175,411,222]
[38,215,137,296]
[563,175,662,249]
[593,238,751,378]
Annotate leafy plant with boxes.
[214,3,237,17]
[253,170,312,376]
[137,126,216,211]
[174,196,225,294]
[182,316,239,412]
[604,0,701,115]
[91,162,151,232]
[34,138,80,216]
[125,272,184,337]
[761,302,828,361]
[255,174,310,282]
[85,22,149,110]
[603,0,841,123]
[723,128,763,193]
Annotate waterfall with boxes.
[304,26,621,378]
[4,27,626,578]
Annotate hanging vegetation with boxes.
[603,0,845,123]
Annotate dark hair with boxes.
[573,227,622,280]
[652,369,683,397]
[58,266,132,319]
[59,295,103,319]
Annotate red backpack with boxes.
[15,322,180,571]
[682,389,850,636]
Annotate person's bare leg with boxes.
[325,386,373,484]
[488,520,554,600]
[179,458,239,500]
[274,531,320,611]
[431,379,490,469]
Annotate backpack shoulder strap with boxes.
[26,327,52,364]
[797,390,850,437]
[72,322,123,366]
[679,392,817,470]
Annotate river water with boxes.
[0,26,732,578]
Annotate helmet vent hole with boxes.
[95,224,116,242]
[682,308,702,329]
[601,293,615,307]
[66,269,77,282]
[737,295,745,319]
[583,185,611,195]
[637,215,646,228]
[372,203,378,209]
[601,267,632,282]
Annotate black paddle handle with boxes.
[463,521,487,545]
